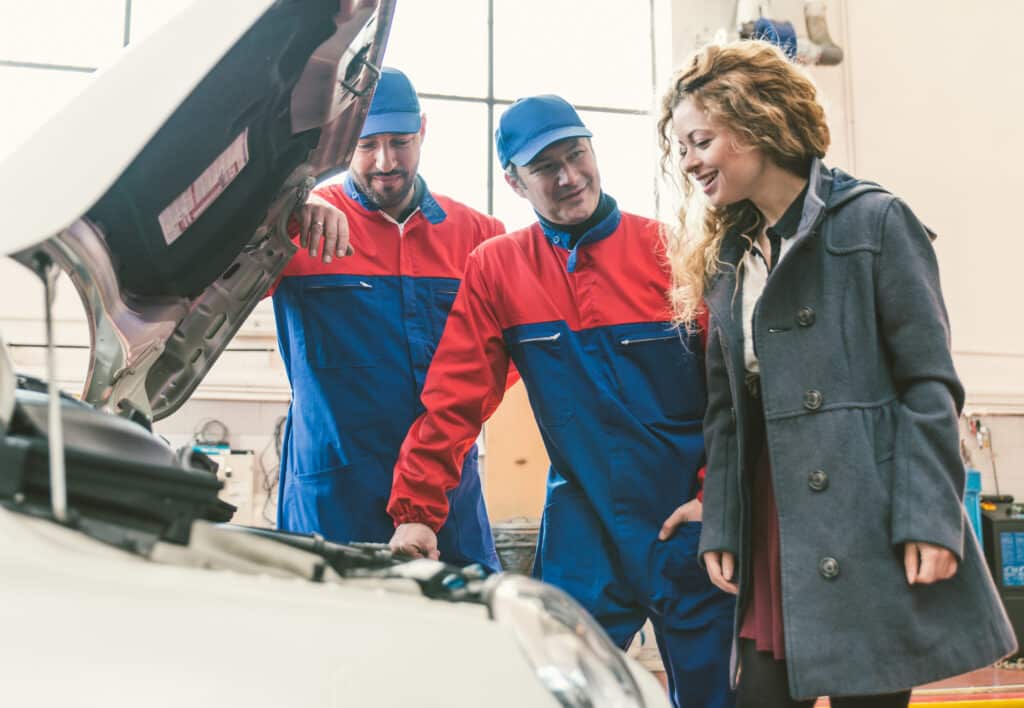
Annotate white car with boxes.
[0,2,669,706]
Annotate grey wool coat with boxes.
[698,159,1016,699]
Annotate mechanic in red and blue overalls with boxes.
[387,95,735,708]
[271,68,503,570]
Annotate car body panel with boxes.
[0,506,561,708]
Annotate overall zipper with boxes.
[620,333,677,346]
[519,332,561,344]
[306,280,373,291]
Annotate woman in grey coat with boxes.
[655,40,1015,707]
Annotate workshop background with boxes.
[0,0,1021,531]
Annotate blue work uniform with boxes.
[389,196,736,708]
[273,174,503,570]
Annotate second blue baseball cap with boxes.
[360,67,422,138]
[495,95,593,169]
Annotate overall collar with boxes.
[343,172,447,225]
[537,193,621,273]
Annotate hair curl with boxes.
[657,40,830,325]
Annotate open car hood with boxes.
[0,0,394,422]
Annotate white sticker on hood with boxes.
[158,129,250,245]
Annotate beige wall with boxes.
[843,1,1024,412]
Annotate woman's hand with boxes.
[904,541,958,585]
[704,550,738,595]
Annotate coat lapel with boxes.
[703,158,835,394]
[704,233,744,329]
[704,231,746,391]
[745,159,835,305]
[775,158,832,262]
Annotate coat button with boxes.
[808,469,829,491]
[796,306,816,327]
[803,389,823,410]
[819,557,840,579]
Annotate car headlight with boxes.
[486,574,645,708]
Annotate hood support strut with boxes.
[31,252,68,523]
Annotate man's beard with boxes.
[353,169,415,210]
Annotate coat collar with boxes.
[705,158,835,322]
[701,160,892,403]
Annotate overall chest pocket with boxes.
[612,324,705,424]
[301,278,383,369]
[430,283,460,342]
[507,327,574,427]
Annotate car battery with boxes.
[980,498,1024,655]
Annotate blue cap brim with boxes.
[360,111,422,138]
[508,125,593,167]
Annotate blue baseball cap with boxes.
[495,95,593,169]
[360,67,422,138]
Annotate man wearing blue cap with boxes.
[388,95,735,708]
[270,67,504,571]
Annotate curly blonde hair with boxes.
[657,40,830,324]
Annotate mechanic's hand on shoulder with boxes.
[658,497,702,541]
[389,523,440,561]
[296,194,353,263]
[704,551,738,594]
[904,541,958,585]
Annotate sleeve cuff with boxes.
[388,500,445,534]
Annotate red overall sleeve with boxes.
[388,249,511,531]
[484,217,520,391]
